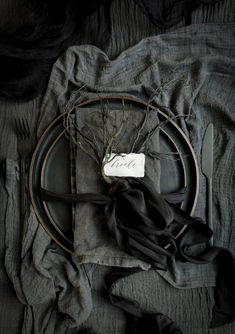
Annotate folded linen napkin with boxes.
[72,105,161,268]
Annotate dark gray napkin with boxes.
[72,105,161,268]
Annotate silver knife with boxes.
[201,123,214,244]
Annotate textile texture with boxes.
[0,0,233,100]
[17,23,235,333]
[72,106,160,268]
[38,23,235,289]
[0,0,235,333]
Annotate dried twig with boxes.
[146,150,188,161]
[62,87,191,185]
[101,97,127,183]
[137,114,190,153]
[63,97,101,165]
[104,97,126,157]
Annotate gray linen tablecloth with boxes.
[37,23,235,290]
[0,0,235,333]
[3,22,235,333]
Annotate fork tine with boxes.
[14,117,32,237]
[20,119,24,139]
[25,119,30,138]
[22,118,30,139]
[16,118,23,139]
[15,118,30,140]
[22,119,27,139]
[15,118,21,138]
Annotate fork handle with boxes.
[20,158,26,228]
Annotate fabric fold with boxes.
[32,23,235,333]
[41,174,235,328]
[70,106,161,269]
[4,159,94,334]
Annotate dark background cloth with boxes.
[0,0,111,100]
[0,0,223,101]
[135,0,222,27]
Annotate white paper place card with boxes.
[103,153,145,177]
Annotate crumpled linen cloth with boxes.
[38,23,235,289]
[4,159,94,333]
[2,23,235,334]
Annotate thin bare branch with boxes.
[137,114,190,153]
[104,98,126,158]
[63,101,101,165]
[146,150,188,161]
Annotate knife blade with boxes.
[201,123,214,244]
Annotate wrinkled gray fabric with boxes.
[0,1,234,333]
[4,159,94,333]
[72,106,160,267]
[78,0,235,59]
[39,23,235,290]
[2,23,235,334]
[0,97,41,333]
[80,265,235,334]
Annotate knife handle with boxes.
[207,177,213,244]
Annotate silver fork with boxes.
[15,118,31,225]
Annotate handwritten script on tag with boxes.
[103,153,145,177]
